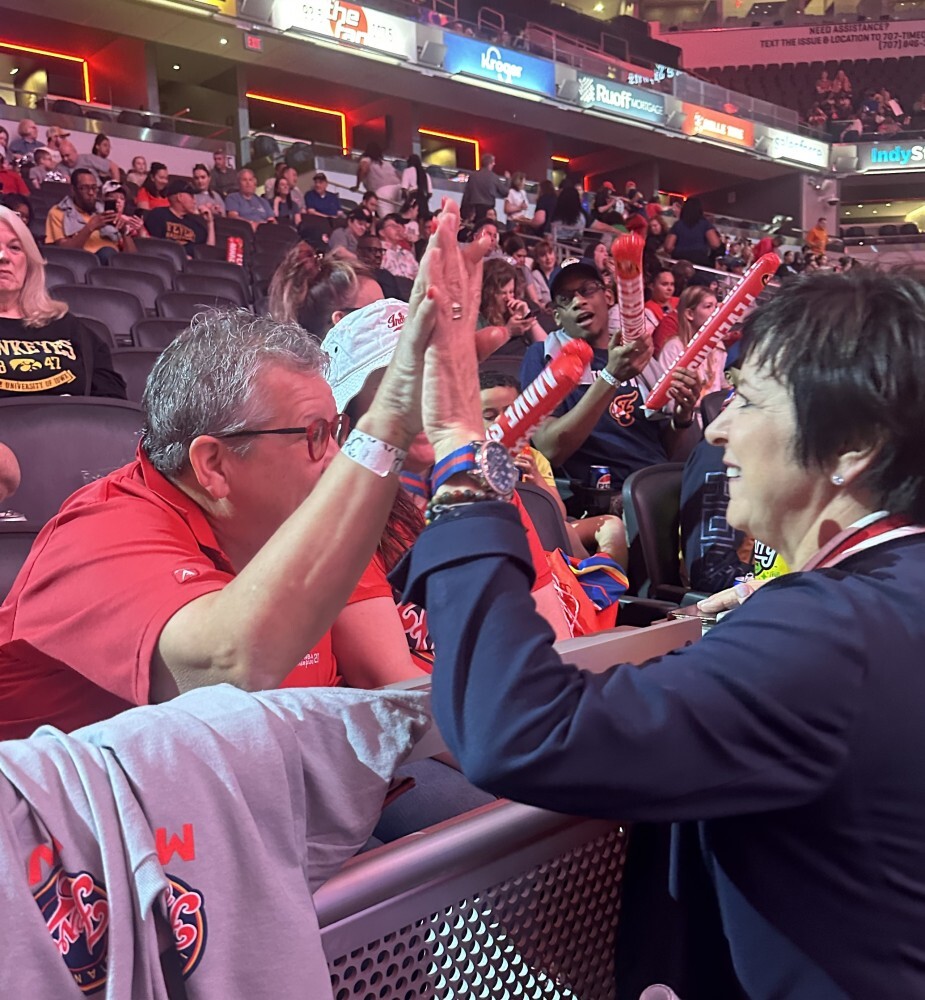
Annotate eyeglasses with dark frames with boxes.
[213,414,350,462]
[554,280,605,308]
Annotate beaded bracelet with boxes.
[425,487,496,524]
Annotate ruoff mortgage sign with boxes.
[577,74,667,125]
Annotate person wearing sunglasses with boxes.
[0,201,483,740]
[520,259,701,505]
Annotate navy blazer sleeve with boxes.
[392,503,867,823]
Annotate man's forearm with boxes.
[56,224,95,250]
[532,380,617,467]
[153,408,413,700]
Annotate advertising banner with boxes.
[653,19,925,68]
[856,141,925,172]
[577,74,667,125]
[681,103,754,148]
[272,0,417,60]
[761,127,829,169]
[442,34,556,97]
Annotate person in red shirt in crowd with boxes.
[0,203,493,741]
[753,233,783,259]
[0,151,29,198]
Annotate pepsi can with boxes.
[590,465,611,490]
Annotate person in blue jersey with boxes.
[519,258,700,495]
[398,264,925,999]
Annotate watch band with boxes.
[431,443,478,494]
[340,429,407,478]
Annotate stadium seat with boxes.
[133,237,189,272]
[0,398,145,524]
[79,316,117,350]
[108,251,178,290]
[899,223,920,235]
[39,245,101,283]
[256,223,302,249]
[88,268,166,314]
[185,259,251,299]
[43,262,75,290]
[131,318,189,351]
[156,291,240,321]
[846,226,865,238]
[478,355,524,381]
[174,273,248,308]
[190,244,231,262]
[214,217,256,244]
[0,521,41,601]
[515,483,573,556]
[877,224,899,237]
[111,348,160,404]
[52,285,145,347]
[700,390,728,430]
[623,463,688,602]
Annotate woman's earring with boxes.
[831,474,845,486]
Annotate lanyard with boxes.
[801,511,925,572]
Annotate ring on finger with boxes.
[451,302,464,321]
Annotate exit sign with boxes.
[244,33,263,52]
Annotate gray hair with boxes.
[141,309,329,475]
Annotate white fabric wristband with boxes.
[598,368,620,388]
[340,429,407,478]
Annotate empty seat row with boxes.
[49,285,243,348]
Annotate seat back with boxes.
[174,273,248,308]
[622,463,685,600]
[133,237,189,272]
[78,316,117,350]
[43,262,75,290]
[479,355,524,382]
[0,398,144,524]
[185,259,250,298]
[51,285,145,347]
[699,389,727,430]
[107,251,178,290]
[0,521,41,601]
[214,216,256,246]
[87,268,165,314]
[131,318,190,351]
[111,348,160,403]
[515,482,573,555]
[156,292,239,321]
[39,245,101,283]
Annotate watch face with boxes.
[480,440,518,495]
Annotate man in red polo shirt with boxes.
[0,303,436,739]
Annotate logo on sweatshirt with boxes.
[165,875,208,977]
[33,868,110,995]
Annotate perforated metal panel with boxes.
[327,825,627,999]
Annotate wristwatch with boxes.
[340,429,407,478]
[431,440,518,498]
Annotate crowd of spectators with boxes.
[804,66,916,139]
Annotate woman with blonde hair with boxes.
[0,206,124,397]
[658,282,726,400]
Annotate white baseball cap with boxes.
[322,298,408,413]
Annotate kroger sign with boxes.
[576,74,666,125]
[442,34,556,96]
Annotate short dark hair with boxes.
[71,168,97,190]
[479,370,520,392]
[740,269,925,520]
[381,213,404,227]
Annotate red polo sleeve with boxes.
[2,493,232,712]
